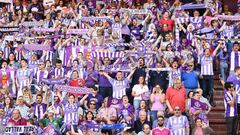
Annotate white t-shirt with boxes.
[132,84,149,100]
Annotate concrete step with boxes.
[209,118,226,124]
[207,112,225,120]
[210,124,226,131]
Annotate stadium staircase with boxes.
[207,75,226,135]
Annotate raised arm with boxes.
[178,23,187,33]
[101,71,112,80]
[127,68,136,80]
[212,44,221,57]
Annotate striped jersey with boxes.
[200,54,214,75]
[109,78,130,99]
[230,51,240,72]
[167,115,189,135]
[224,91,238,117]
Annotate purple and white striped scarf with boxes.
[91,51,125,59]
[32,28,55,33]
[54,84,92,94]
[216,15,240,21]
[20,44,51,51]
[178,3,207,10]
[66,29,89,35]
[21,21,44,27]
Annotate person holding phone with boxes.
[150,85,165,123]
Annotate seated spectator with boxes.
[192,118,214,135]
[0,105,9,126]
[15,96,30,119]
[118,95,134,125]
[134,100,150,121]
[137,123,152,135]
[97,97,117,124]
[134,110,151,134]
[152,116,171,135]
[8,109,27,126]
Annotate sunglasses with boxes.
[90,103,96,105]
[174,109,180,111]
[188,65,194,67]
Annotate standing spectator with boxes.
[152,116,171,135]
[131,57,147,87]
[196,42,221,106]
[159,11,174,31]
[51,59,66,79]
[31,94,48,121]
[98,57,113,99]
[101,69,135,99]
[27,0,44,21]
[181,62,199,94]
[132,76,149,110]
[149,62,169,92]
[16,59,32,97]
[230,42,240,75]
[83,62,98,87]
[227,66,240,116]
[166,79,187,115]
[150,85,165,123]
[224,82,238,135]
[167,106,190,135]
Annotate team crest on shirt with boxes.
[194,101,201,108]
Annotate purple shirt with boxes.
[84,71,98,86]
[98,74,112,87]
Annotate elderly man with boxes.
[15,96,30,119]
[134,110,151,134]
[8,109,27,126]
[166,79,187,115]
[137,123,152,135]
[167,106,190,135]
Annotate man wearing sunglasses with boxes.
[182,62,199,95]
[166,106,190,135]
[224,82,238,135]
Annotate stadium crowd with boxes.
[0,0,239,134]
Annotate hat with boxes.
[233,41,239,45]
